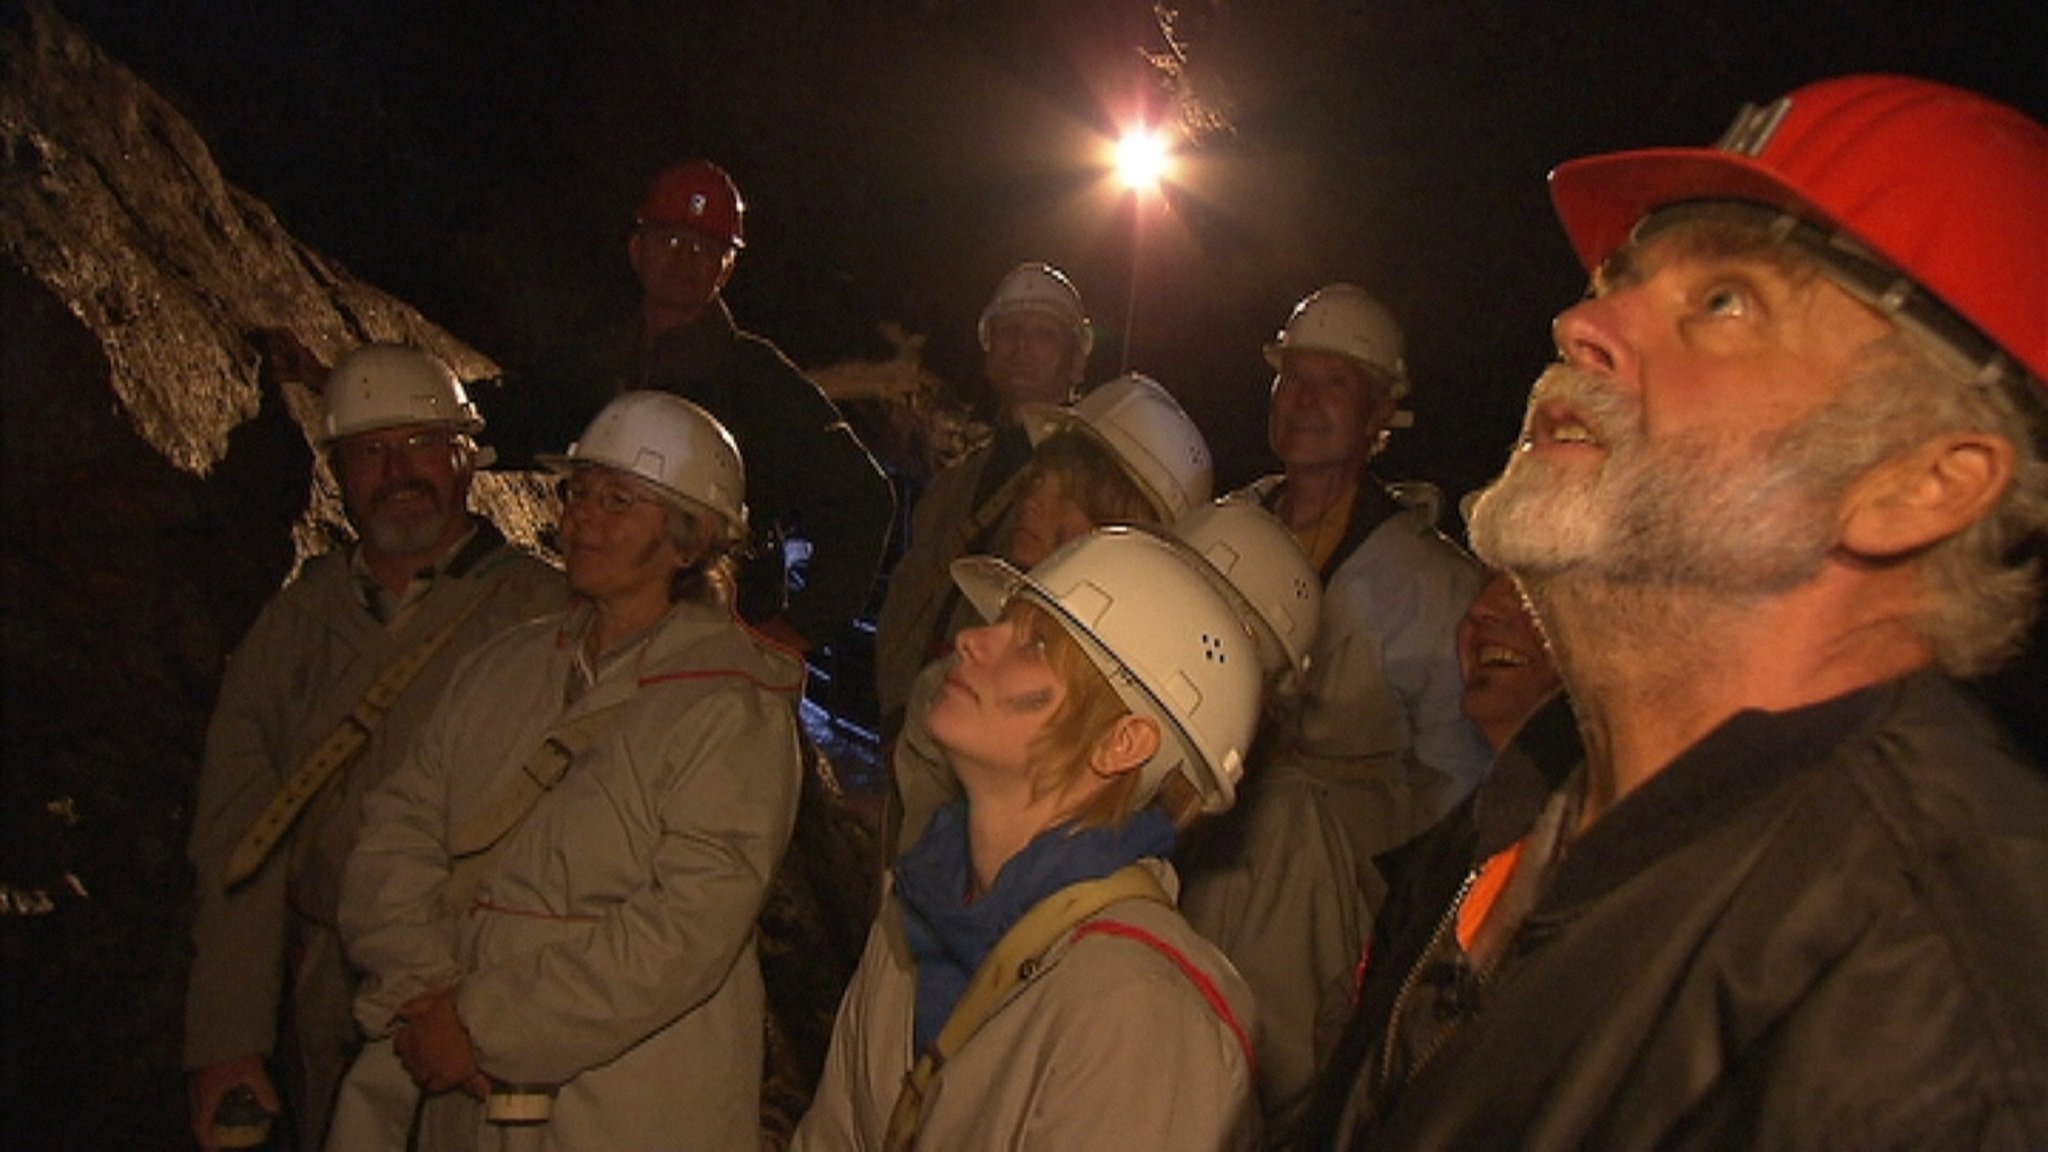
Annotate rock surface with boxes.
[2,4,552,1146]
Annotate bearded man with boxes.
[1306,75,2048,1151]
[184,345,562,1151]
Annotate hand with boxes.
[393,987,484,1094]
[188,1056,278,1151]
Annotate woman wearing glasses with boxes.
[331,392,804,1151]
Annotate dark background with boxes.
[55,0,2048,504]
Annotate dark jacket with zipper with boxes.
[1306,671,2048,1151]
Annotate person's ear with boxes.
[1840,432,2014,559]
[1089,714,1161,780]
[1374,381,1401,421]
[663,508,717,569]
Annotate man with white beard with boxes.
[184,345,563,1151]
[1304,75,2048,1151]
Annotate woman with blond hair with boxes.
[795,527,1267,1150]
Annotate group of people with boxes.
[184,71,2048,1152]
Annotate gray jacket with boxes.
[339,599,804,1151]
[183,526,561,1148]
[1244,476,1491,880]
[793,860,1261,1151]
[1179,761,1370,1146]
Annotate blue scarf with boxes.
[894,800,1178,1053]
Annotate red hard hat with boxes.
[1550,75,2048,385]
[638,159,745,250]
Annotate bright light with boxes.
[1114,128,1172,192]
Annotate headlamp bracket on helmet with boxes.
[1715,97,1793,159]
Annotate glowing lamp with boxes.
[1114,129,1172,192]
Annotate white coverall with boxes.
[1177,761,1369,1146]
[889,657,1367,1146]
[333,598,804,1151]
[184,529,563,1152]
[791,860,1260,1151]
[1242,476,1492,884]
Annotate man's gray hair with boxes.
[1642,203,2046,676]
[1875,337,2048,677]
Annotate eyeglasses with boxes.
[555,475,665,516]
[639,226,729,259]
[334,429,458,470]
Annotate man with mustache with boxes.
[1245,284,1494,896]
[184,344,563,1151]
[1311,76,2048,1150]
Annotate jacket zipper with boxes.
[1373,866,1481,1092]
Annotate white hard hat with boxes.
[539,391,748,541]
[952,527,1265,814]
[978,262,1095,360]
[1263,283,1411,402]
[320,344,484,445]
[1169,496,1321,690]
[1028,372,1214,522]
